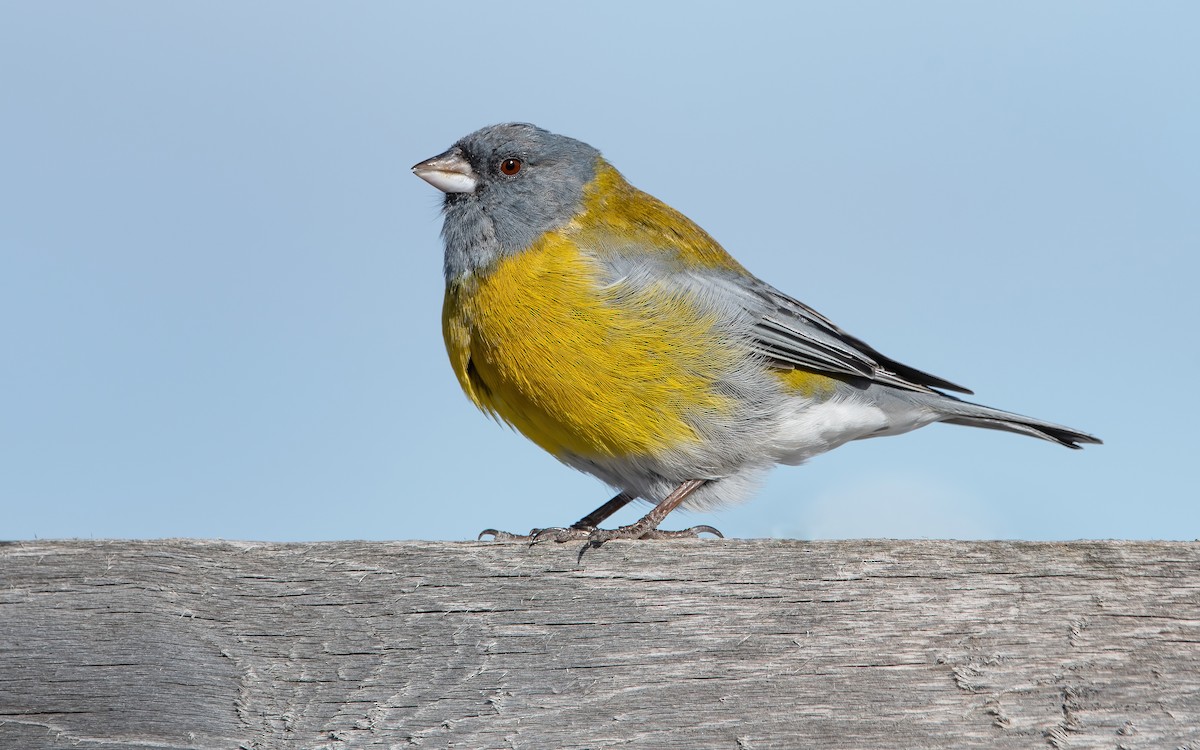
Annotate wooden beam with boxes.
[1,539,1197,749]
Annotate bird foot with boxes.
[477,524,723,544]
[477,528,543,542]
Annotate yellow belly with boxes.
[442,232,737,460]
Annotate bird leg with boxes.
[478,491,635,542]
[581,479,720,544]
[569,491,637,530]
[479,480,722,543]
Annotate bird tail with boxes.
[932,398,1102,449]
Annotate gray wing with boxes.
[590,243,972,396]
[749,282,973,394]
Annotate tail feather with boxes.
[936,400,1102,449]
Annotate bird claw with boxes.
[639,525,724,540]
[586,524,724,544]
[476,526,595,544]
[478,524,723,544]
[531,526,591,543]
[477,528,541,541]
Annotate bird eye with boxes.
[499,158,522,176]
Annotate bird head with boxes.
[414,123,601,281]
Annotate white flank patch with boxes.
[773,398,935,466]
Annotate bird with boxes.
[412,123,1100,543]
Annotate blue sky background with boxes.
[2,3,1196,542]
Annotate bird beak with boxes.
[412,147,478,193]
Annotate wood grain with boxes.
[1,539,1197,749]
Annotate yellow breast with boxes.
[442,231,737,461]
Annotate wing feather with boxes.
[587,237,973,396]
[741,283,972,394]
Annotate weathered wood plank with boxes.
[0,539,1197,749]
